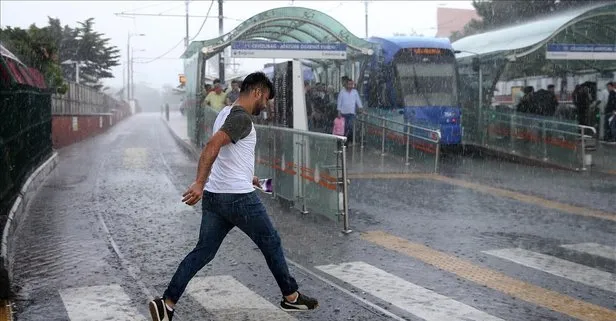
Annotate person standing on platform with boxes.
[336,78,363,144]
[205,79,227,113]
[225,79,241,106]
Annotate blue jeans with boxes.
[342,113,355,141]
[163,191,298,303]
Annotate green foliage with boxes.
[0,17,120,91]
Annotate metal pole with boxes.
[75,62,80,84]
[510,113,515,153]
[271,129,277,199]
[405,123,411,166]
[218,0,225,83]
[185,0,190,48]
[381,119,386,156]
[542,121,548,161]
[580,126,587,171]
[361,117,365,149]
[130,54,134,101]
[478,66,483,144]
[353,114,357,146]
[126,33,131,100]
[341,143,351,234]
[123,64,126,100]
[434,138,441,173]
[301,136,308,214]
[364,1,369,38]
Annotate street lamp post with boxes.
[127,32,145,101]
[130,48,145,103]
[61,59,84,84]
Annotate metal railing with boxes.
[1,88,52,218]
[355,112,442,172]
[477,109,597,171]
[192,106,352,233]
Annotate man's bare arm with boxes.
[195,131,232,186]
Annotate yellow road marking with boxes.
[362,230,616,321]
[0,300,12,321]
[348,172,616,222]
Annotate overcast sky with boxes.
[1,0,473,89]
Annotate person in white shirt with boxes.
[148,72,318,321]
[336,79,363,143]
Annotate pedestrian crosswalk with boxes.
[483,247,615,292]
[59,284,146,321]
[52,241,615,321]
[315,261,505,321]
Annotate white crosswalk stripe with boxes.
[560,242,616,260]
[59,284,146,321]
[316,261,506,321]
[484,248,616,293]
[186,275,297,321]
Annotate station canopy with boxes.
[181,6,377,62]
[452,2,616,73]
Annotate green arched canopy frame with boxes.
[181,6,378,61]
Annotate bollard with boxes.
[381,119,386,156]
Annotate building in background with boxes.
[435,7,480,38]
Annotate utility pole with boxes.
[123,64,126,100]
[364,1,369,38]
[126,33,131,100]
[218,0,225,83]
[126,32,145,101]
[185,0,190,48]
[130,53,134,101]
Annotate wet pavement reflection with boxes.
[11,113,616,321]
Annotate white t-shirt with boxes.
[204,105,256,194]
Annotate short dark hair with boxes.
[547,84,555,89]
[607,82,614,87]
[213,79,221,84]
[240,72,275,99]
[231,79,239,84]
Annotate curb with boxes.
[160,117,199,160]
[0,152,58,299]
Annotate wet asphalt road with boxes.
[11,113,616,321]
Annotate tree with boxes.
[61,18,120,90]
[0,17,120,91]
[452,0,604,40]
[0,25,65,91]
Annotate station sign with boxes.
[230,41,347,59]
[546,44,616,60]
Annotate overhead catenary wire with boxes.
[135,39,184,64]
[191,0,215,41]
[136,0,214,64]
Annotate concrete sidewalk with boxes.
[162,111,199,158]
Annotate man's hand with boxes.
[252,176,261,188]
[182,181,204,206]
